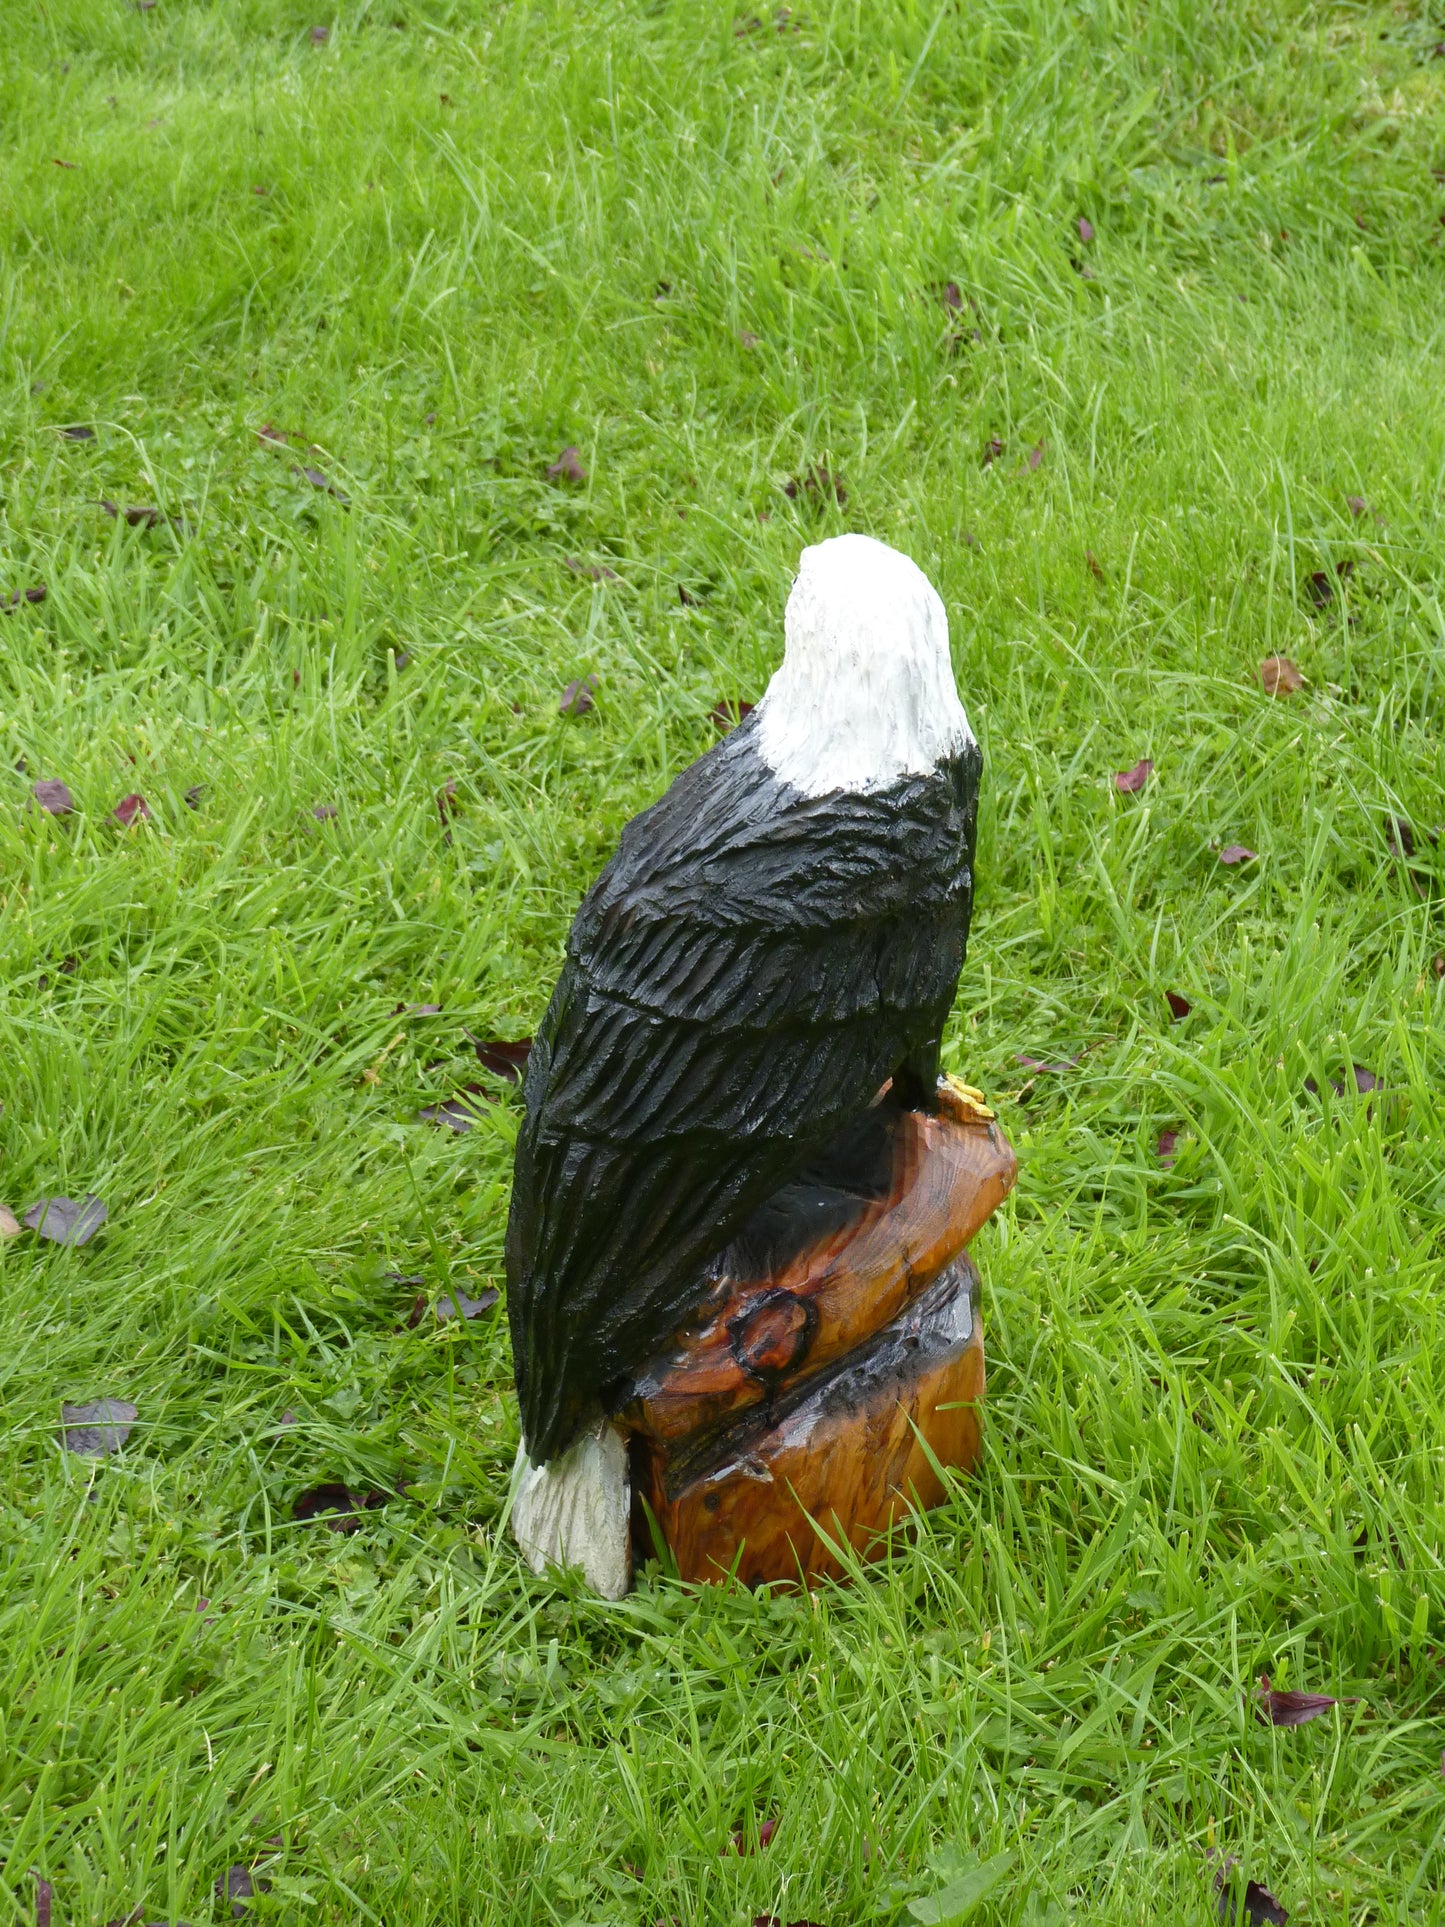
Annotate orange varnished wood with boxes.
[621,1086,1014,1587]
[632,1255,985,1587]
[624,1088,1015,1453]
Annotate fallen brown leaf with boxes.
[217,1864,272,1918]
[708,698,756,732]
[1218,845,1257,866]
[1253,1675,1341,1727]
[783,465,846,507]
[1259,656,1303,696]
[1114,758,1153,793]
[1212,1858,1288,1926]
[26,1195,108,1245]
[293,463,349,504]
[2,585,48,611]
[99,500,164,528]
[61,1398,137,1456]
[727,1816,778,1855]
[1166,991,1191,1020]
[112,793,150,827]
[31,780,73,817]
[435,1288,500,1323]
[559,674,599,716]
[291,1485,381,1531]
[1017,1052,1082,1074]
[473,1037,532,1082]
[547,444,588,484]
[417,1089,488,1131]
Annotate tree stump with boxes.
[619,1079,1016,1587]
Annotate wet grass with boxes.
[3,1,1445,1922]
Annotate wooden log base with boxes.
[631,1253,983,1587]
[621,1082,1015,1589]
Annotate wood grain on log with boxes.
[632,1253,984,1587]
[622,1089,1014,1586]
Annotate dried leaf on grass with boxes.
[60,424,96,440]
[1165,991,1191,1019]
[1114,758,1153,793]
[1218,845,1258,866]
[435,1288,500,1323]
[293,464,349,504]
[32,779,74,817]
[2,585,47,611]
[727,1817,778,1854]
[25,1195,108,1245]
[559,675,599,716]
[35,1877,52,1927]
[708,698,756,732]
[1306,561,1354,607]
[784,465,847,506]
[1156,1129,1180,1166]
[1304,1064,1380,1100]
[1259,656,1303,696]
[546,444,588,484]
[1212,1860,1288,1925]
[0,1205,20,1239]
[291,1484,385,1531]
[1017,1052,1081,1074]
[1253,1675,1340,1726]
[61,1399,138,1456]
[474,1037,532,1081]
[982,436,1005,466]
[217,1865,271,1917]
[112,793,150,827]
[1078,215,1095,242]
[311,802,337,821]
[417,1089,488,1131]
[99,500,164,529]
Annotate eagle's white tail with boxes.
[510,1419,631,1599]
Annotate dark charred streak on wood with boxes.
[727,1289,818,1386]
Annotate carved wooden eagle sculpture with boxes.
[505,533,980,1589]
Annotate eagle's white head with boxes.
[754,533,974,797]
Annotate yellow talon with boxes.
[941,1074,996,1122]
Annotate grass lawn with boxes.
[4,0,1445,1920]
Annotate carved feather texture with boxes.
[505,715,981,1462]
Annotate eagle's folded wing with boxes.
[506,727,979,1461]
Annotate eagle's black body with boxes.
[506,713,982,1464]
